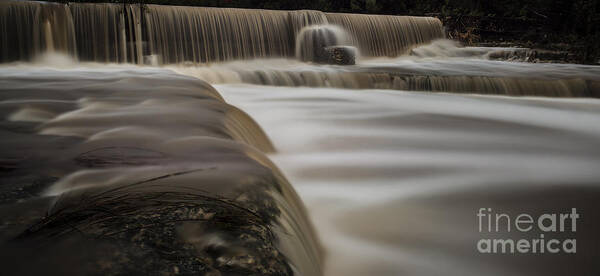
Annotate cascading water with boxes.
[69,2,143,63]
[1,1,600,276]
[324,12,445,57]
[295,25,351,62]
[0,1,445,64]
[0,1,76,62]
[289,10,329,34]
[144,5,294,63]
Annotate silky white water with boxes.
[216,84,600,276]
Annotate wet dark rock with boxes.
[437,14,598,64]
[296,25,356,65]
[323,46,357,65]
[18,180,292,275]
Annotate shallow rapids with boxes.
[174,41,600,98]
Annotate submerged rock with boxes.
[296,25,356,65]
[323,46,357,65]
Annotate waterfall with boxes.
[289,10,329,34]
[0,1,445,64]
[144,5,294,64]
[324,12,445,57]
[70,3,143,63]
[231,71,597,97]
[295,25,351,62]
[0,1,76,62]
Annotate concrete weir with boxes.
[0,66,322,276]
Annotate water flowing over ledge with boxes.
[3,1,599,99]
[173,56,600,98]
[0,66,322,275]
[216,84,600,276]
[0,0,444,64]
